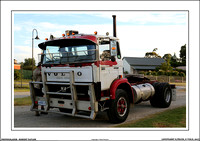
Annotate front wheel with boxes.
[107,89,130,123]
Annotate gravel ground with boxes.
[14,88,186,128]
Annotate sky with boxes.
[13,11,188,64]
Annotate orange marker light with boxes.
[72,32,75,35]
[112,47,116,50]
[119,75,123,79]
[45,38,48,41]
[67,33,70,36]
[94,31,97,35]
[62,34,65,37]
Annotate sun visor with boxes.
[38,38,96,50]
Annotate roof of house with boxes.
[176,66,186,71]
[131,66,157,70]
[14,64,21,70]
[123,57,165,70]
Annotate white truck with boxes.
[30,15,176,123]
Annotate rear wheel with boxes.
[107,89,130,123]
[150,82,172,108]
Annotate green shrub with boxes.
[157,70,165,75]
[172,71,179,76]
[139,71,146,75]
[151,71,157,76]
[146,70,152,75]
[179,72,186,77]
[166,71,172,76]
[14,70,21,80]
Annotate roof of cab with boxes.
[38,34,119,49]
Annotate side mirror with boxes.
[111,56,116,62]
[110,41,117,56]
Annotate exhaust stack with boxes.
[112,15,117,37]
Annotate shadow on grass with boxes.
[115,106,186,128]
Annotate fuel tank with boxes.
[131,83,155,103]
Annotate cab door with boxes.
[99,39,123,90]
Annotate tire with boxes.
[149,82,160,107]
[107,89,130,123]
[150,82,172,108]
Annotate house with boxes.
[14,59,21,70]
[176,66,186,71]
[123,57,165,74]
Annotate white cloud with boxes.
[14,45,42,64]
[14,25,21,31]
[118,25,187,57]
[92,12,187,25]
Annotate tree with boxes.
[170,53,180,67]
[158,53,173,71]
[163,53,172,61]
[180,44,186,66]
[145,48,161,58]
[159,62,173,72]
[22,58,36,70]
[24,58,36,66]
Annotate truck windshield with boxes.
[43,44,96,64]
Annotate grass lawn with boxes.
[14,96,32,106]
[115,106,186,128]
[14,88,30,92]
[14,79,30,92]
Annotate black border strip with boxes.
[11,10,189,132]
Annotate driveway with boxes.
[14,87,186,128]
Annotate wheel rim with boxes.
[117,97,127,117]
[165,89,171,103]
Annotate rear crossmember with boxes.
[29,70,98,119]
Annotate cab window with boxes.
[99,42,111,61]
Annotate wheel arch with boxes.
[110,78,134,103]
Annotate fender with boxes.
[110,78,134,103]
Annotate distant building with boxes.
[176,66,186,71]
[14,59,21,70]
[123,57,165,74]
[172,53,181,62]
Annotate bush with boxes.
[151,71,157,76]
[157,70,165,75]
[14,70,21,80]
[139,71,146,75]
[172,71,179,76]
[165,71,172,76]
[146,70,152,75]
[179,72,186,77]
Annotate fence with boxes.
[22,70,32,79]
[14,69,32,88]
[144,75,186,83]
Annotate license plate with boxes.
[38,101,46,106]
